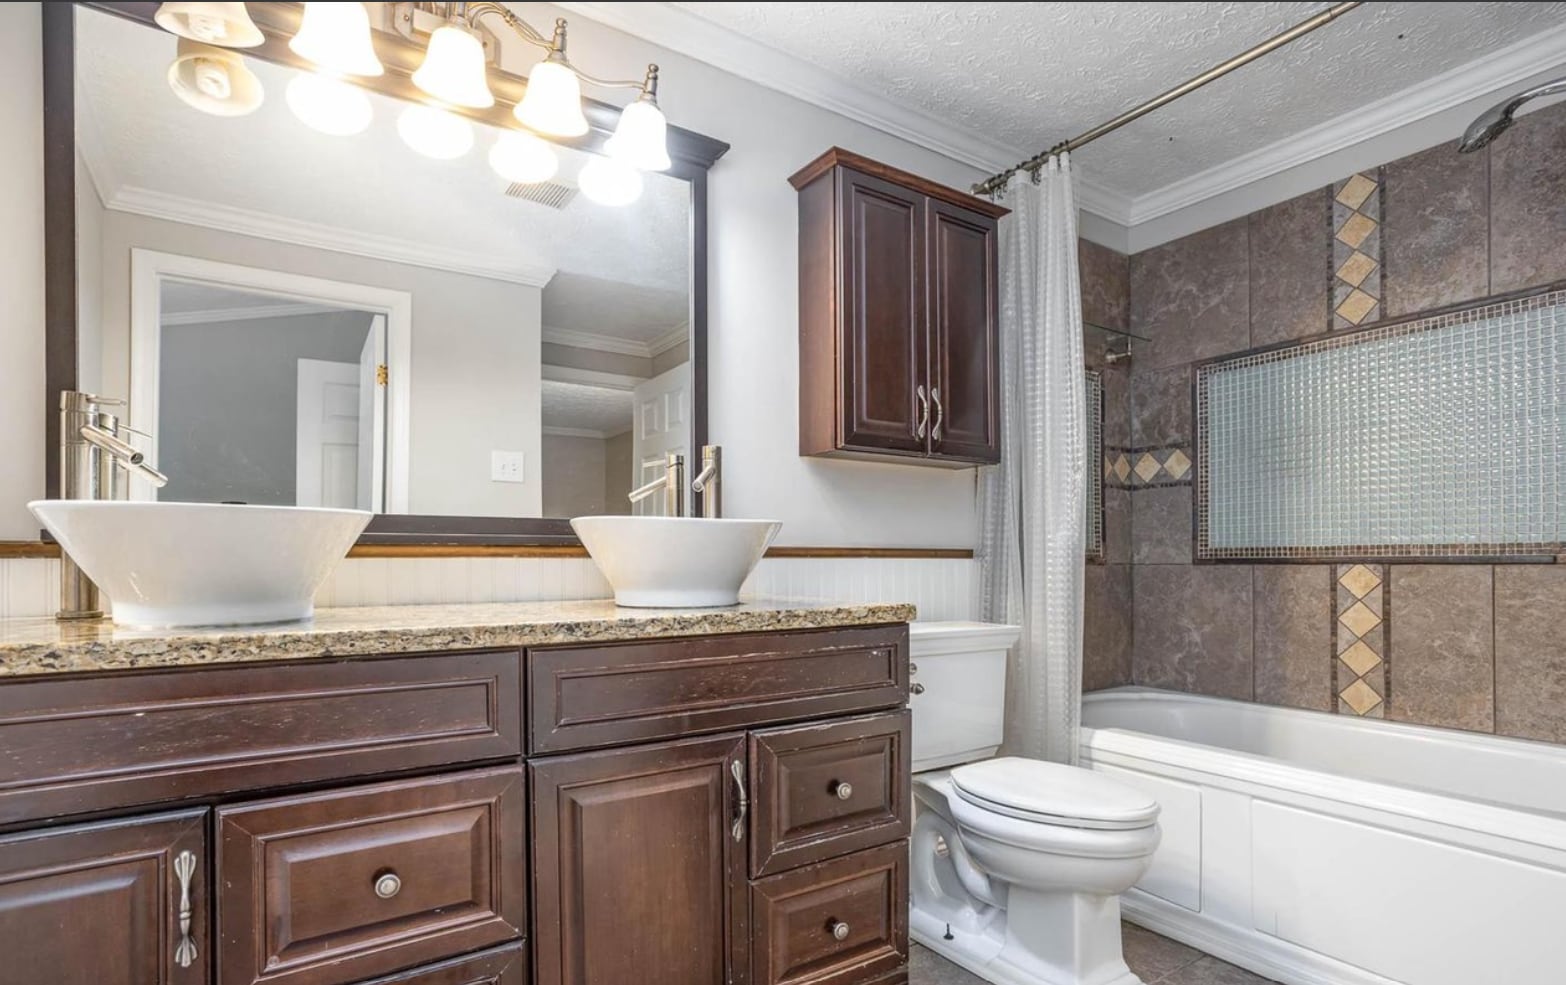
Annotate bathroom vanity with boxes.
[0,601,914,985]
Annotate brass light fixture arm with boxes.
[459,3,657,97]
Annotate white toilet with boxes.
[908,622,1161,985]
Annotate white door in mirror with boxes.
[571,516,782,608]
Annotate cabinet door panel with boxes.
[839,168,927,454]
[928,199,1000,463]
[531,734,748,985]
[0,809,208,985]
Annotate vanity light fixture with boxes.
[604,70,672,172]
[411,17,494,109]
[489,130,558,184]
[578,155,643,207]
[515,48,589,137]
[166,38,265,116]
[154,1,263,48]
[289,2,384,78]
[397,103,474,159]
[286,74,373,136]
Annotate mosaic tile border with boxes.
[1195,282,1566,561]
[1332,169,1384,330]
[1332,563,1390,716]
[1086,370,1105,562]
[1105,445,1193,490]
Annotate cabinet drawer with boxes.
[529,626,907,754]
[361,944,527,985]
[0,650,522,826]
[217,767,526,985]
[751,842,908,985]
[751,711,910,877]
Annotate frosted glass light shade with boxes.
[154,2,263,47]
[397,104,474,160]
[412,22,494,109]
[286,74,372,136]
[605,98,671,171]
[289,2,383,77]
[515,59,588,137]
[578,155,642,206]
[489,131,558,184]
[166,39,264,116]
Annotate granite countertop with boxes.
[0,598,916,678]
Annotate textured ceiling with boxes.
[542,380,635,435]
[669,1,1566,196]
[542,272,687,344]
[77,8,690,298]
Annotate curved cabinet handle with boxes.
[931,387,944,442]
[731,759,748,843]
[910,682,926,695]
[173,850,198,969]
[915,385,930,440]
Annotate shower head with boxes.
[1458,76,1566,153]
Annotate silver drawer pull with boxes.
[374,871,403,900]
[829,920,850,941]
[931,386,944,442]
[915,385,930,440]
[830,781,854,801]
[731,759,748,843]
[173,850,198,969]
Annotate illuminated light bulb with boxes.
[489,131,559,184]
[397,104,474,160]
[154,2,263,47]
[286,74,372,136]
[578,155,642,206]
[605,97,671,172]
[289,2,383,77]
[166,38,263,116]
[412,21,494,109]
[514,58,587,137]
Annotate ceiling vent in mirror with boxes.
[505,181,578,210]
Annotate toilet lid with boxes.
[950,757,1159,830]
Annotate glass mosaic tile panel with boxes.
[1197,287,1566,559]
[1086,369,1104,560]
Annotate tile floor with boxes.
[908,922,1278,984]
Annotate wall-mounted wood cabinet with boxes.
[792,148,1007,467]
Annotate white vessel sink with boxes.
[29,501,372,628]
[571,516,782,608]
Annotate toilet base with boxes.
[911,888,1144,985]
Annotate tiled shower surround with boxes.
[1082,99,1566,743]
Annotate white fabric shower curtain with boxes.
[977,155,1087,765]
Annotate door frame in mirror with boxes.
[42,1,729,546]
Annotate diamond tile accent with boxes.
[1335,173,1377,210]
[1335,212,1378,249]
[1336,288,1379,325]
[1338,564,1382,599]
[1113,454,1132,482]
[1340,640,1383,677]
[1134,453,1162,482]
[1340,677,1384,715]
[1335,251,1378,288]
[1338,600,1382,639]
[1163,448,1191,480]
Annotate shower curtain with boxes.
[977,155,1087,765]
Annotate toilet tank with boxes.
[909,621,1021,772]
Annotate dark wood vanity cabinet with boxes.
[792,147,1006,467]
[0,622,910,985]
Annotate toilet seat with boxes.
[951,757,1159,831]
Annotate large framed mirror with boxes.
[43,2,727,545]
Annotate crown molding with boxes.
[649,321,689,357]
[1127,21,1566,228]
[542,363,646,391]
[542,424,627,440]
[161,301,342,326]
[543,325,657,359]
[104,185,558,289]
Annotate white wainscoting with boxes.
[0,555,976,622]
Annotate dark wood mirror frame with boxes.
[41,2,728,547]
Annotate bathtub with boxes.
[1080,688,1566,985]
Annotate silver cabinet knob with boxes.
[829,920,850,941]
[374,871,402,899]
[910,682,926,695]
[909,663,918,675]
[831,781,854,801]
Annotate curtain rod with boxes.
[972,1,1364,198]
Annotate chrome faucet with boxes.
[627,452,684,517]
[57,391,170,620]
[691,445,721,519]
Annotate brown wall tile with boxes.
[1104,488,1131,564]
[1494,566,1566,743]
[1084,564,1133,691]
[1249,189,1331,346]
[1130,364,1193,448]
[1388,566,1495,732]
[1102,365,1130,446]
[1080,238,1130,332]
[1383,141,1489,316]
[1129,218,1250,371]
[1133,564,1254,700]
[1132,485,1192,565]
[1254,566,1333,711]
[1491,100,1566,293]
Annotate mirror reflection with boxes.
[74,7,693,520]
